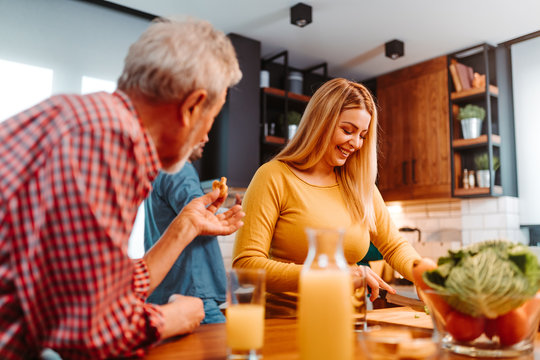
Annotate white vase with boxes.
[476,169,491,188]
[460,118,482,139]
[288,124,298,140]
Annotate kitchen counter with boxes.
[144,307,539,359]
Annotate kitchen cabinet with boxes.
[377,56,451,201]
[448,43,517,197]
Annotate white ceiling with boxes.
[106,0,540,81]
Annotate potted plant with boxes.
[474,152,500,188]
[458,104,486,139]
[286,111,302,140]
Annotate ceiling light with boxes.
[385,39,404,60]
[290,2,312,28]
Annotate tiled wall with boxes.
[386,199,463,260]
[386,196,523,260]
[461,196,523,245]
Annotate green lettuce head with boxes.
[422,240,540,318]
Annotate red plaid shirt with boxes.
[0,91,164,359]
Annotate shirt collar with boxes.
[113,90,161,183]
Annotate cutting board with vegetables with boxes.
[367,306,433,330]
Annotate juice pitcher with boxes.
[298,227,353,360]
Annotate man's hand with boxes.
[179,188,245,236]
[159,295,205,339]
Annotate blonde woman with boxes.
[233,78,420,317]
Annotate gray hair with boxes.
[118,17,242,106]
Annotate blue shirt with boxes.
[144,163,227,323]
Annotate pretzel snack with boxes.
[212,177,228,199]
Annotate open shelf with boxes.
[262,87,311,102]
[451,85,498,100]
[452,134,501,149]
[264,135,286,144]
[454,185,503,197]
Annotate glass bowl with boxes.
[357,324,439,360]
[419,287,540,357]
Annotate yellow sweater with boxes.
[233,160,420,314]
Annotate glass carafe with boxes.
[298,227,353,360]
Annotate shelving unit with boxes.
[448,43,517,198]
[259,51,328,163]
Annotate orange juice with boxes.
[226,304,265,350]
[298,269,353,360]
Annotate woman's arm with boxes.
[370,187,422,281]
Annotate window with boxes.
[0,59,53,122]
[81,76,116,94]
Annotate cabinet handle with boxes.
[402,161,408,185]
[412,159,417,184]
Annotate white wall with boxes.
[0,0,149,97]
[511,36,540,225]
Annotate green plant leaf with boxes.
[458,104,486,120]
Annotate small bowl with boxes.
[357,324,439,360]
[419,288,540,358]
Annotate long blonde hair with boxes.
[275,78,378,232]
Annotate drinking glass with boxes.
[226,268,266,360]
[352,265,367,332]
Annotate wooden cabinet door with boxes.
[377,78,414,200]
[376,56,451,201]
[409,62,451,199]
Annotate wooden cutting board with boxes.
[367,306,433,330]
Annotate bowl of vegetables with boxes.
[413,240,540,358]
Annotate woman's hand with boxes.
[179,188,245,236]
[350,265,396,302]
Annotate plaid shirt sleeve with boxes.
[0,93,164,359]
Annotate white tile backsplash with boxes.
[484,213,508,228]
[469,229,500,242]
[467,198,499,215]
[386,196,522,259]
[439,217,462,229]
[462,214,484,229]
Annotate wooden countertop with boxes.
[144,307,539,359]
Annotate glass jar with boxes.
[298,227,353,360]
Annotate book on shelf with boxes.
[455,62,473,90]
[449,63,462,92]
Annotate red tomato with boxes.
[446,310,485,342]
[412,258,437,291]
[484,318,497,339]
[522,291,540,329]
[490,308,529,346]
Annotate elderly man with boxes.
[0,18,243,359]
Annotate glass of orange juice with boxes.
[226,268,265,360]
